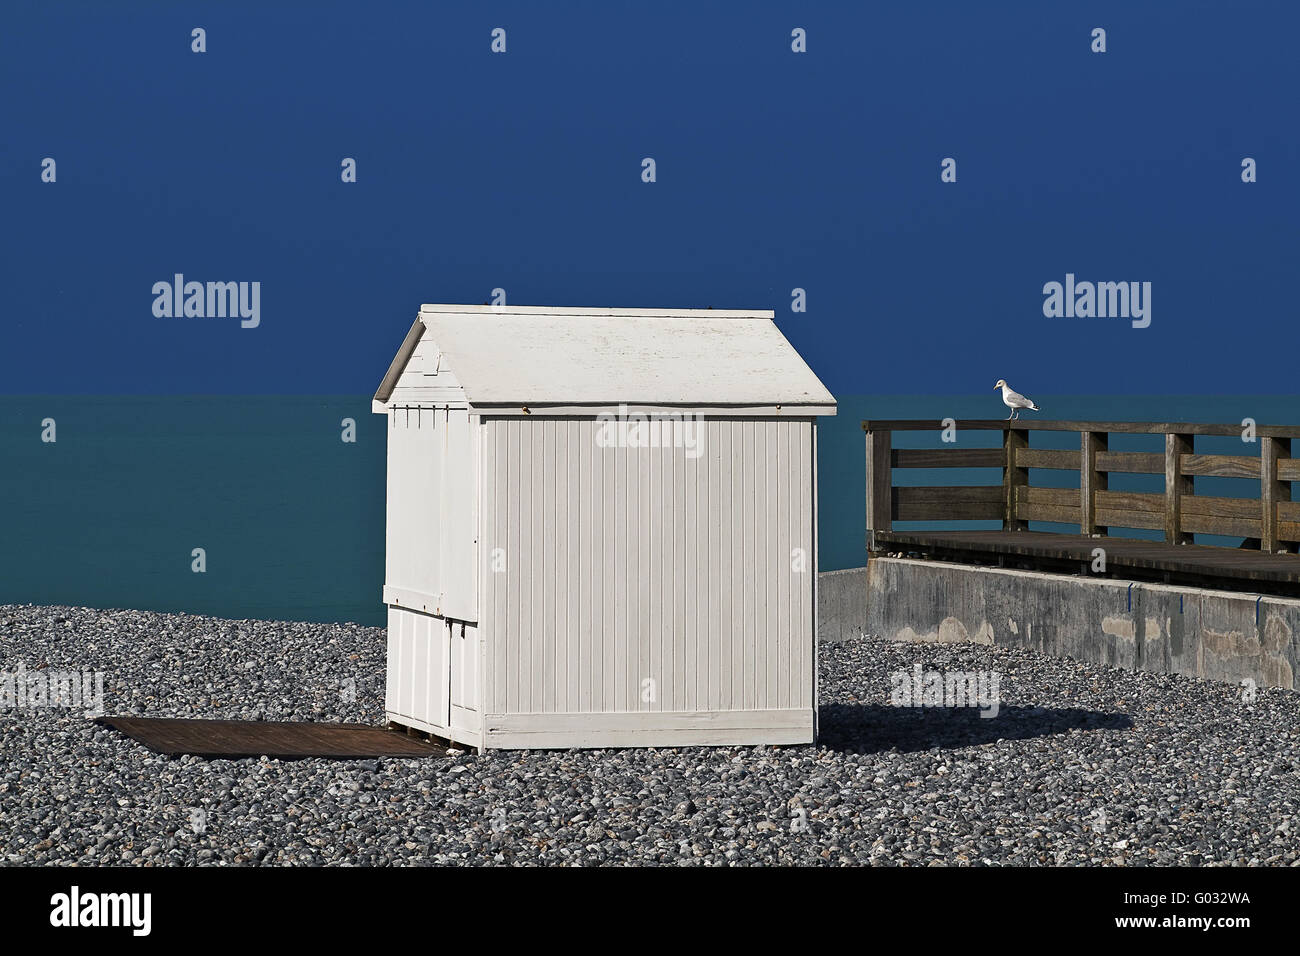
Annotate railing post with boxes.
[1003,427,1028,531]
[865,428,892,551]
[1080,430,1108,536]
[1165,432,1194,544]
[1262,436,1290,552]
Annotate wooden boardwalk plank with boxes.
[94,717,448,759]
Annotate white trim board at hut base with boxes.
[373,303,836,750]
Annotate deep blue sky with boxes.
[3,1,1295,397]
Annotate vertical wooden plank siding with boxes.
[579,431,593,713]
[811,422,820,740]
[385,607,449,729]
[386,406,476,620]
[480,417,816,716]
[792,421,806,703]
[438,408,478,621]
[753,423,767,711]
[385,606,401,716]
[799,420,814,705]
[765,422,780,711]
[448,620,480,717]
[505,419,519,713]
[731,423,744,710]
[385,407,440,600]
[719,423,734,711]
[648,433,661,709]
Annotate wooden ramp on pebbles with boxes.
[94,717,448,759]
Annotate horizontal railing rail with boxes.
[862,419,1299,553]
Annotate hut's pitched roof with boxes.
[374,304,836,414]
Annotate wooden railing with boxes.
[863,420,1300,552]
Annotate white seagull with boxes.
[994,379,1039,420]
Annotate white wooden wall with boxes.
[384,406,482,746]
[386,606,481,745]
[386,335,466,405]
[386,605,449,730]
[384,406,478,621]
[479,416,816,724]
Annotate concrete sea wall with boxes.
[819,560,1300,691]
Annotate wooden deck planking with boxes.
[874,530,1300,590]
[94,717,448,759]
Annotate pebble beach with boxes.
[1,603,1297,866]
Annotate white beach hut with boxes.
[372,304,836,749]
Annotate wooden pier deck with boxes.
[875,529,1300,595]
[864,419,1300,596]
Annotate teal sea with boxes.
[4,395,1297,625]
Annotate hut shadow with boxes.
[817,703,1133,755]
